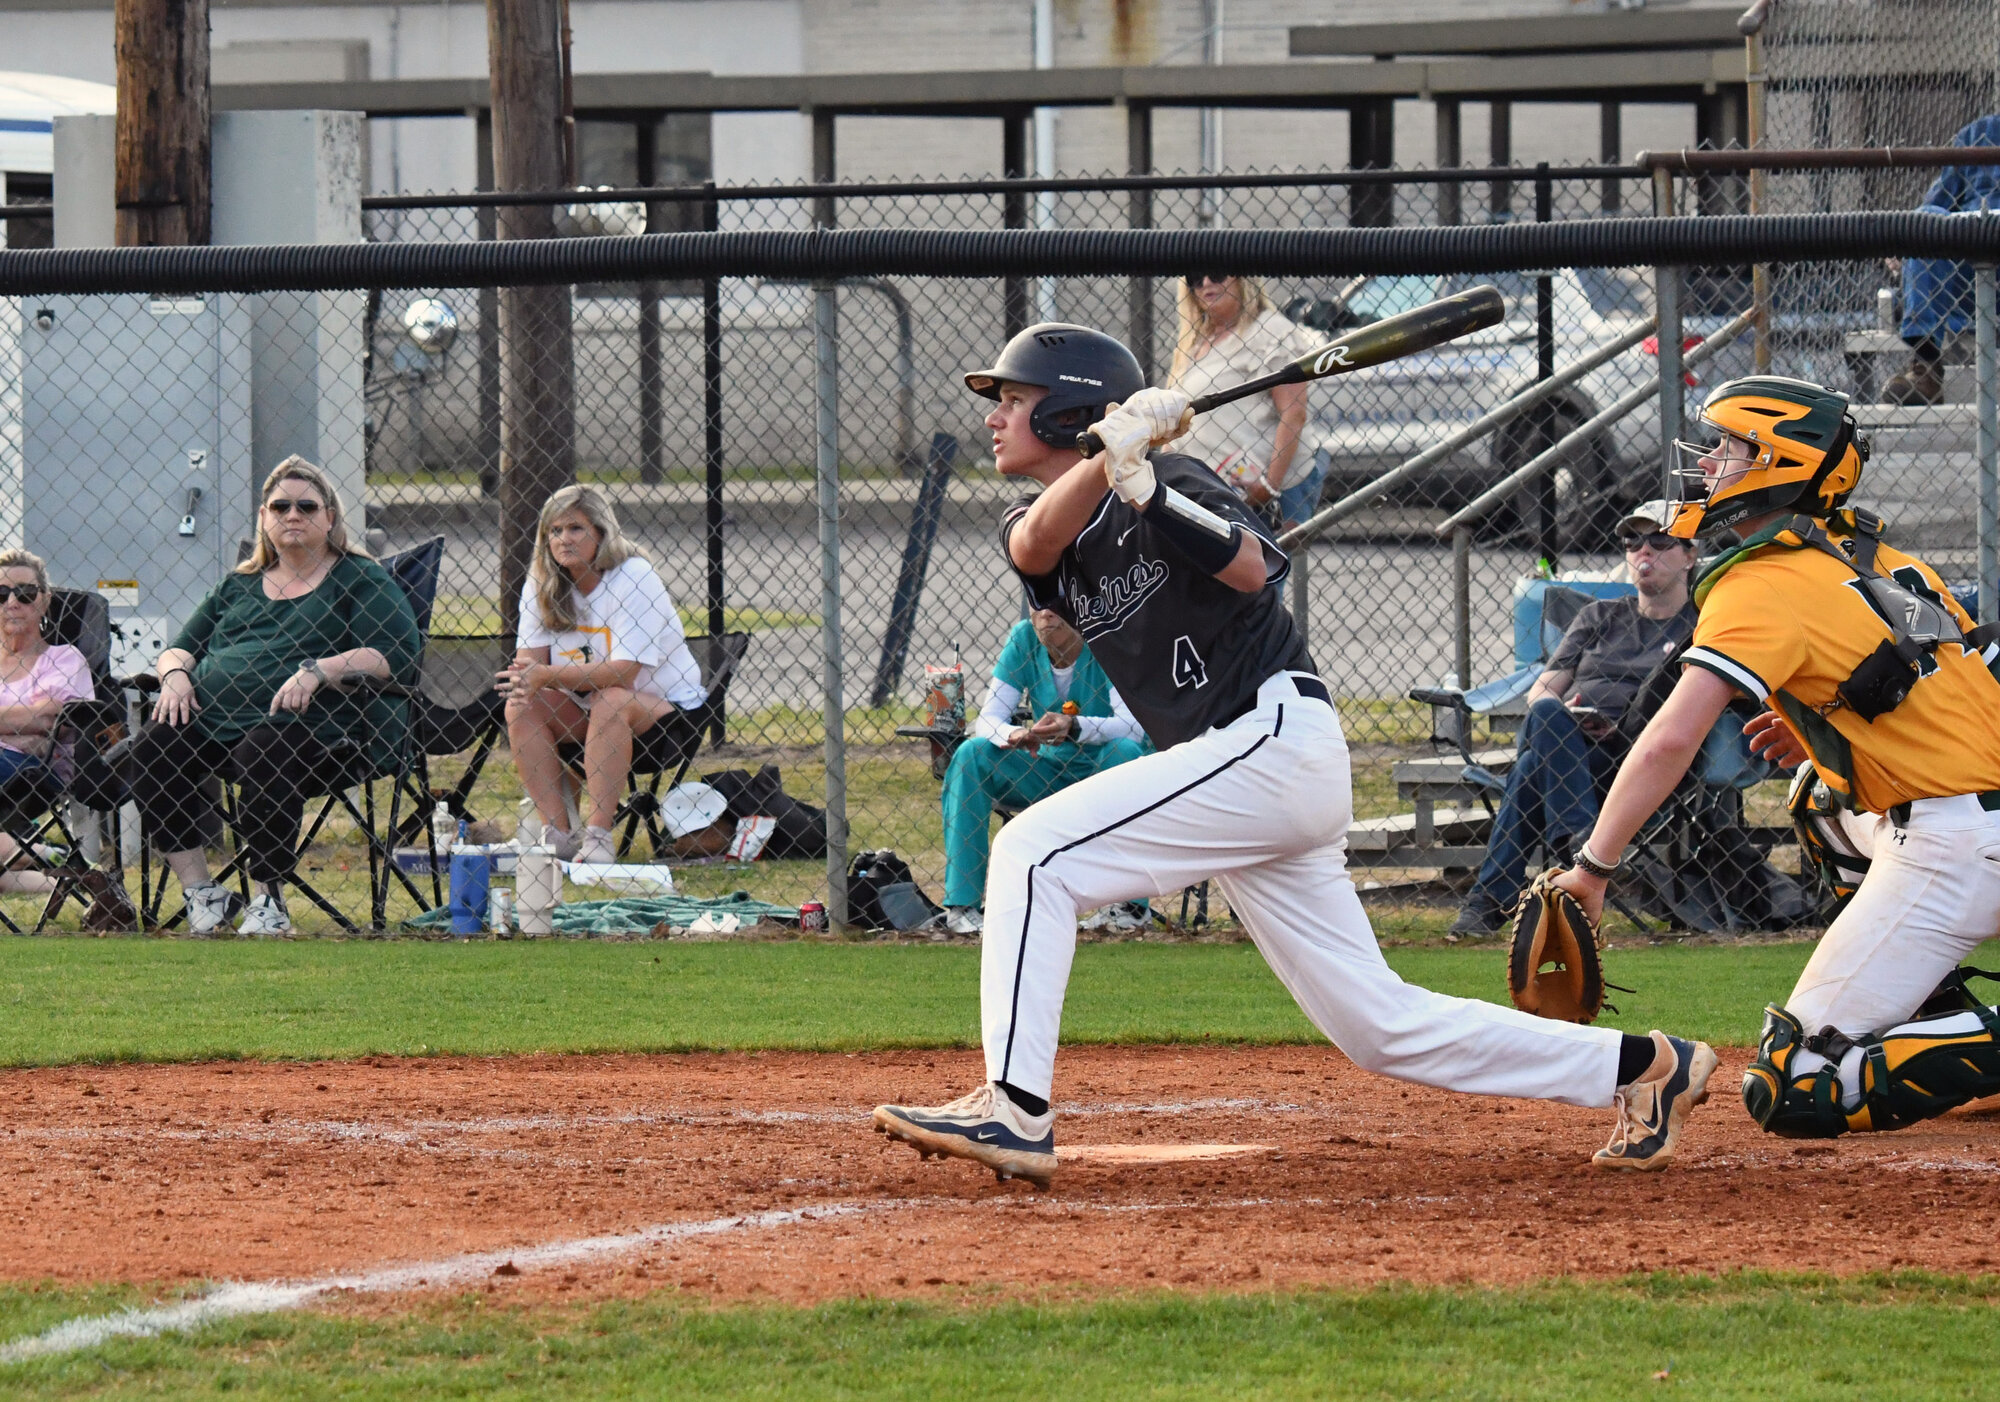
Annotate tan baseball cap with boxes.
[1616,499,1682,537]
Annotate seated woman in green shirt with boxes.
[132,456,421,936]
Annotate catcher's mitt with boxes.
[1507,869,1606,1024]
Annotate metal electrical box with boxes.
[21,293,254,672]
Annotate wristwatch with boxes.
[301,659,331,688]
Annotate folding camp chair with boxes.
[555,631,750,859]
[138,538,444,932]
[0,587,134,933]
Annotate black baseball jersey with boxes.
[1001,453,1313,750]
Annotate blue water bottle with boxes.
[448,849,491,936]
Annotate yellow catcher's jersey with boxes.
[1684,532,2000,813]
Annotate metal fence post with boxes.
[1655,263,1683,500]
[1452,526,1472,692]
[1979,263,1998,626]
[1290,545,1308,653]
[1533,164,1556,568]
[815,279,849,924]
[702,182,729,740]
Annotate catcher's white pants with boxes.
[1788,795,2000,1035]
[980,672,1625,1107]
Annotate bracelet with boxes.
[1571,841,1622,879]
[160,666,192,684]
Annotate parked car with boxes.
[1284,267,1748,548]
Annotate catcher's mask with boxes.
[1667,376,1868,541]
[964,323,1147,449]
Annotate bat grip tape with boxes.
[1143,485,1242,575]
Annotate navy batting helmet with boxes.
[964,323,1147,449]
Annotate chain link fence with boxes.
[0,184,1994,939]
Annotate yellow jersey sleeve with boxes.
[1684,571,1808,704]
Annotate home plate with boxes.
[1057,1143,1277,1164]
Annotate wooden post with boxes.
[474,107,502,498]
[114,0,210,245]
[489,0,577,638]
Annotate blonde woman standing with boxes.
[502,485,707,865]
[1168,274,1326,530]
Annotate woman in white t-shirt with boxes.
[500,486,708,865]
[1167,274,1326,530]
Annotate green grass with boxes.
[4,1274,1998,1400]
[430,595,817,638]
[0,935,1880,1067]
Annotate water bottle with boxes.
[517,845,559,937]
[516,795,543,849]
[431,801,456,871]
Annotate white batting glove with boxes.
[1092,404,1157,507]
[1121,386,1194,445]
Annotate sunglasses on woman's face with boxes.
[1619,531,1681,553]
[1183,273,1233,288]
[266,498,323,516]
[0,585,41,605]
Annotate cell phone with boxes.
[1565,703,1607,723]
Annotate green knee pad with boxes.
[1742,995,2000,1137]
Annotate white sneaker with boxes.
[1080,902,1150,933]
[939,905,982,936]
[238,892,294,937]
[574,826,618,866]
[184,883,243,937]
[535,827,583,861]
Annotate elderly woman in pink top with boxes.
[0,549,92,894]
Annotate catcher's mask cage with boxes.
[1667,376,1869,540]
[964,323,1148,449]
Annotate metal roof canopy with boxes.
[1288,9,1749,60]
[211,49,1748,121]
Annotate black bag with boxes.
[846,849,943,931]
[702,764,828,860]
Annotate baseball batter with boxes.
[1553,375,2000,1138]
[874,323,1716,1186]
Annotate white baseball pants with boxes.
[980,672,1626,1107]
[1787,795,2000,1036]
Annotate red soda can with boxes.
[799,899,827,932]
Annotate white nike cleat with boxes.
[873,1082,1056,1187]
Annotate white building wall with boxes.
[2,0,1706,193]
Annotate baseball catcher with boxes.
[1549,375,2000,1138]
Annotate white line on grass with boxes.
[0,1202,876,1364]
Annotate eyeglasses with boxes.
[1183,274,1233,288]
[266,498,323,516]
[1618,531,1682,553]
[0,585,42,605]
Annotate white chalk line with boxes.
[0,1185,1313,1365]
[0,1201,884,1365]
[7,1096,1307,1155]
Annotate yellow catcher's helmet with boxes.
[1668,376,1867,539]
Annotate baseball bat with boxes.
[1075,283,1507,458]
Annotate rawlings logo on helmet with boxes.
[1668,375,1867,539]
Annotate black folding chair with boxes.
[556,631,750,859]
[0,588,132,933]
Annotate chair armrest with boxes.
[1408,687,1468,710]
[339,674,417,699]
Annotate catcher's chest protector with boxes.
[1743,996,2000,1137]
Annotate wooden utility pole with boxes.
[488,0,577,636]
[114,0,210,245]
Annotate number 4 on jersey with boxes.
[1172,635,1210,690]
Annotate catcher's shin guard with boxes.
[1741,1005,1855,1138]
[1743,998,2000,1137]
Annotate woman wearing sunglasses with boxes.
[133,456,421,936]
[0,549,103,903]
[1167,274,1325,530]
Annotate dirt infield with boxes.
[8,1045,2000,1307]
